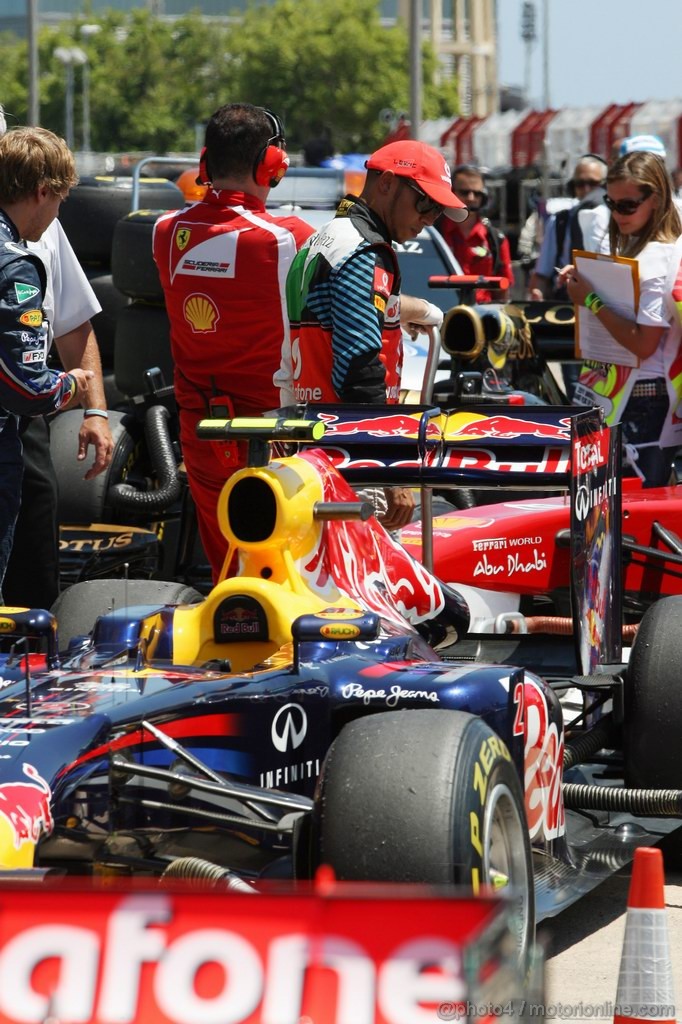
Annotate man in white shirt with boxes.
[528,155,608,298]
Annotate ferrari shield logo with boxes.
[175,227,191,251]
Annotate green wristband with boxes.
[584,292,604,314]
[83,408,109,419]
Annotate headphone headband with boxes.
[262,108,285,148]
[253,108,289,189]
[574,153,608,180]
[197,106,288,188]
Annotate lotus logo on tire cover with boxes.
[271,704,307,752]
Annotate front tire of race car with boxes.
[317,709,534,968]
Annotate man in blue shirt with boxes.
[0,127,95,595]
[529,155,607,299]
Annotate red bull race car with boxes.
[0,407,680,1007]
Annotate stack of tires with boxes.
[58,174,186,403]
[110,208,176,399]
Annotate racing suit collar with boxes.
[0,209,22,244]
[205,188,266,211]
[335,193,393,247]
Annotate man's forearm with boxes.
[54,322,107,410]
[400,294,431,323]
[528,272,552,298]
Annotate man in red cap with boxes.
[277,140,467,529]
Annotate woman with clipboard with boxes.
[561,150,682,488]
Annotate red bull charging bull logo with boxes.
[298,451,444,629]
[317,411,442,440]
[0,763,54,851]
[444,412,571,442]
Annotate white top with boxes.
[578,204,610,255]
[635,240,676,377]
[27,220,101,344]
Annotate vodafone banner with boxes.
[0,879,529,1023]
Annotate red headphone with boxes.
[253,109,289,188]
[196,108,289,189]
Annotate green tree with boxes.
[0,1,458,155]
[225,0,459,151]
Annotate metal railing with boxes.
[130,154,198,212]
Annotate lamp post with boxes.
[54,45,87,150]
[27,0,39,125]
[521,3,537,107]
[79,25,101,153]
[408,0,421,141]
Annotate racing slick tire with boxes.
[51,578,203,649]
[111,211,166,303]
[50,408,141,524]
[317,709,534,967]
[623,595,682,789]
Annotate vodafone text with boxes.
[0,893,469,1023]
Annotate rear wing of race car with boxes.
[293,401,577,490]
[296,402,623,673]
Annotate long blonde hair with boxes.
[607,151,681,258]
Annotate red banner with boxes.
[0,879,524,1023]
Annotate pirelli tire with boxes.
[51,579,203,650]
[111,210,167,303]
[317,709,534,968]
[58,176,185,265]
[50,408,141,524]
[114,302,172,398]
[623,595,682,789]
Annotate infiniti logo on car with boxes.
[271,704,307,753]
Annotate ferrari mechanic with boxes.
[153,103,315,581]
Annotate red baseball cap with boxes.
[366,141,468,222]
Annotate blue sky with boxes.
[496,0,682,110]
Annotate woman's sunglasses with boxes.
[404,179,445,218]
[604,192,652,215]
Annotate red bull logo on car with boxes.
[317,411,442,440]
[444,412,571,442]
[0,763,54,865]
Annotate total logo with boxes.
[271,703,307,753]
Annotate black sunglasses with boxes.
[604,192,652,215]
[403,179,445,217]
[454,187,486,200]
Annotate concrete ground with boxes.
[542,837,682,1022]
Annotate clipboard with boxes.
[573,249,641,367]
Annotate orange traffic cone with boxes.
[614,846,676,1024]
